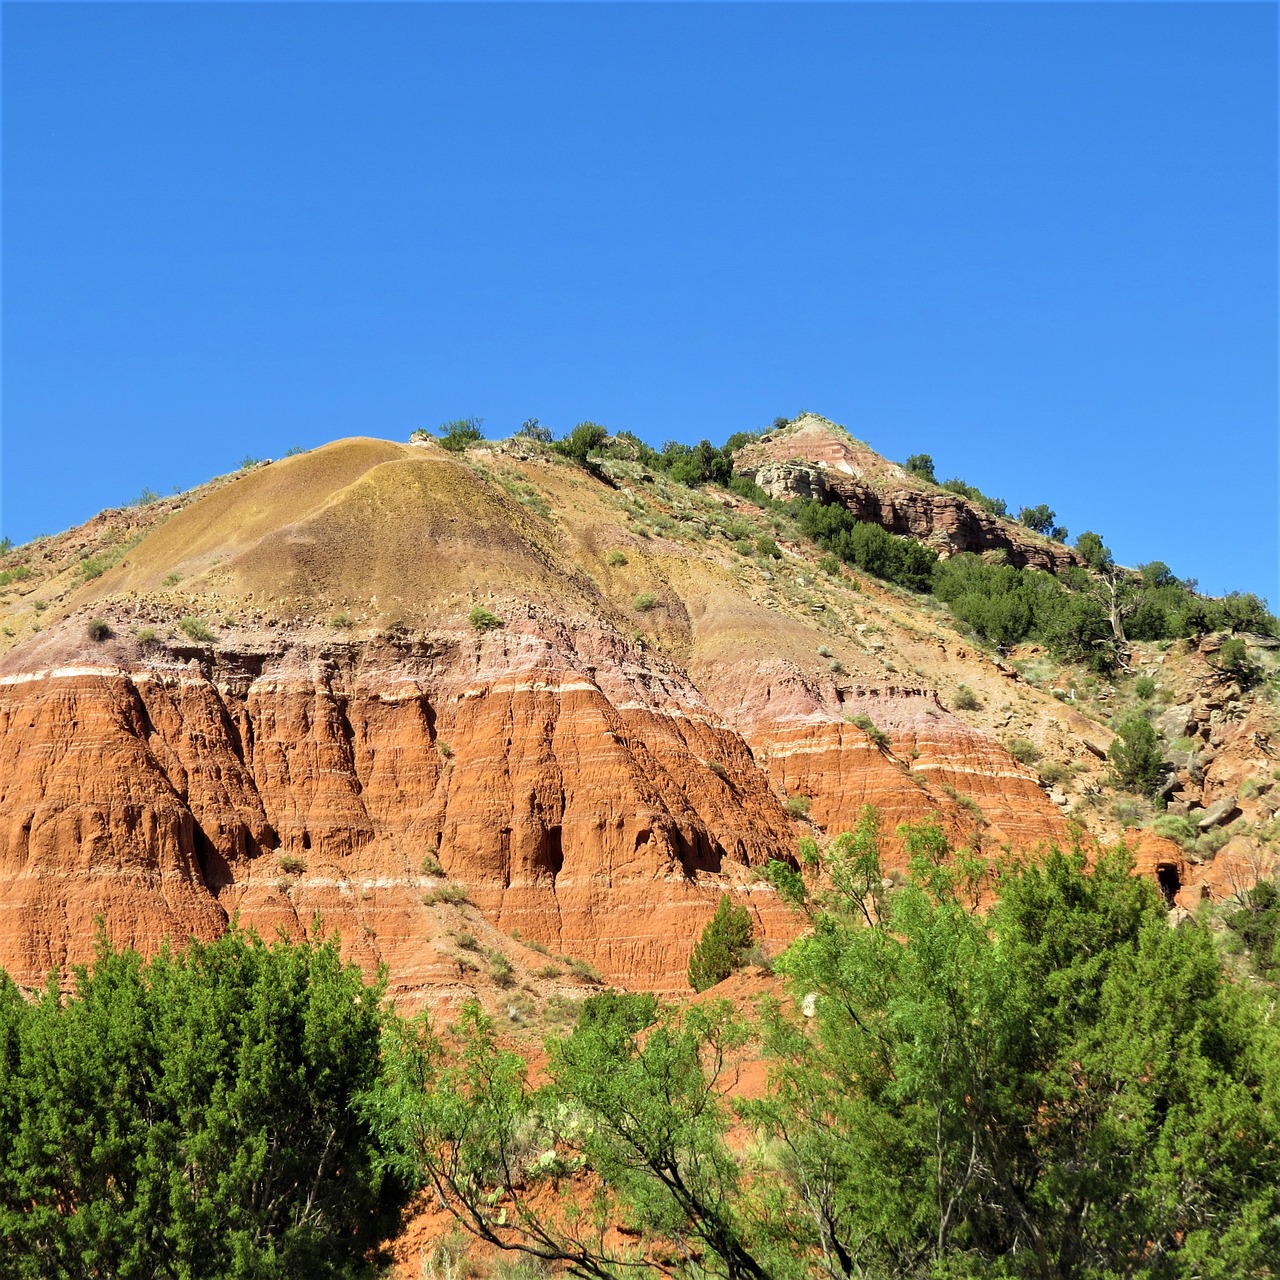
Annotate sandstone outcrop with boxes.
[735,414,1082,572]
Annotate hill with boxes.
[0,415,1277,1012]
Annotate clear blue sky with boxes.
[3,2,1276,601]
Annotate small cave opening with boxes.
[301,832,312,851]
[534,825,564,883]
[1156,863,1181,906]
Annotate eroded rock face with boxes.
[0,619,1070,1000]
[736,415,1082,572]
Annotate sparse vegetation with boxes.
[1134,675,1156,699]
[439,418,485,452]
[605,549,628,567]
[784,794,812,818]
[1006,737,1041,766]
[0,566,33,587]
[162,571,182,586]
[178,616,216,643]
[953,684,981,710]
[330,612,354,629]
[419,854,445,877]
[849,714,890,749]
[687,893,754,991]
[277,853,306,875]
[632,592,658,612]
[424,883,470,907]
[468,606,502,632]
[86,618,112,642]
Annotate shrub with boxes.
[794,500,937,592]
[0,930,409,1277]
[817,645,833,658]
[136,627,157,646]
[535,964,563,979]
[849,714,890,749]
[239,456,262,470]
[1224,880,1280,977]
[79,556,110,581]
[706,760,729,780]
[633,592,658,612]
[797,836,820,867]
[1006,738,1041,766]
[32,599,47,613]
[953,685,981,710]
[553,421,608,465]
[423,883,470,906]
[687,893,754,992]
[785,794,812,818]
[162,572,182,587]
[86,618,112,642]
[132,488,160,507]
[330,612,354,629]
[575,991,659,1036]
[1108,715,1166,796]
[817,553,842,576]
[486,950,516,988]
[469,606,502,632]
[439,418,485,452]
[1150,814,1199,848]
[437,740,453,759]
[1216,636,1261,688]
[178,617,216,643]
[419,854,445,877]
[276,853,306,875]
[755,535,782,560]
[905,453,936,482]
[1134,675,1156,699]
[564,956,604,985]
[606,550,628,567]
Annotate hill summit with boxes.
[0,415,1275,1008]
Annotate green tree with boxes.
[0,930,410,1280]
[1074,530,1112,571]
[439,418,485,452]
[904,453,936,483]
[687,894,754,992]
[554,421,609,465]
[1107,713,1166,796]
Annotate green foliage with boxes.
[517,417,552,443]
[131,487,160,507]
[1006,737,1041,765]
[794,499,938,592]
[552,421,608,464]
[1217,636,1262,688]
[1075,529,1112,570]
[605,549,627,567]
[439,418,485,452]
[1225,880,1280,978]
[1108,714,1166,796]
[952,684,981,710]
[177,616,215,643]
[687,894,754,992]
[0,565,32,587]
[385,817,1280,1280]
[0,536,11,555]
[904,453,936,482]
[940,476,1008,517]
[632,591,658,611]
[1134,674,1156,699]
[574,990,659,1037]
[1018,502,1068,541]
[1150,813,1200,849]
[754,535,781,559]
[85,618,111,642]
[932,552,1116,670]
[784,794,812,818]
[0,930,410,1279]
[468,605,502,632]
[849,713,890,748]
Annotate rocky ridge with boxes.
[0,423,1274,1008]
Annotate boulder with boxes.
[1196,797,1240,831]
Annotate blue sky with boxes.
[3,2,1276,601]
